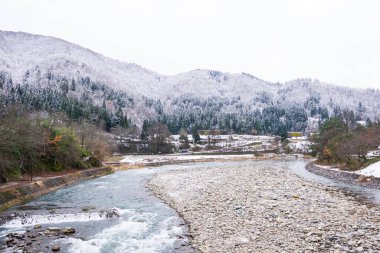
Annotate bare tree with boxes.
[74,119,97,149]
[0,105,23,182]
[87,132,111,161]
[148,123,172,153]
[74,119,111,162]
[354,127,379,161]
[179,128,190,150]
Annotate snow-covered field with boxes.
[119,154,260,165]
[286,140,312,154]
[315,161,380,178]
[358,161,380,177]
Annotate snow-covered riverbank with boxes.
[149,162,380,252]
[118,154,278,166]
[358,161,380,177]
[306,163,380,189]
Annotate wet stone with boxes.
[62,227,75,235]
[51,244,60,251]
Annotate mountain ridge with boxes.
[1,30,377,98]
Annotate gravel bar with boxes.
[148,163,380,253]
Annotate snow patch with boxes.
[357,161,380,177]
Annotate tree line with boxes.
[313,114,380,170]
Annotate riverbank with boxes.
[149,162,380,252]
[306,162,380,189]
[0,166,113,211]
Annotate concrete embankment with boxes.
[0,167,113,211]
[306,162,380,189]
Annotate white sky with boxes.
[1,0,380,89]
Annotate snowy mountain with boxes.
[0,30,161,96]
[1,30,380,134]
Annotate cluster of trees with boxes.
[139,121,173,154]
[0,105,110,183]
[314,114,380,170]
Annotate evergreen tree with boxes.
[70,79,76,91]
[192,126,201,144]
[140,120,150,140]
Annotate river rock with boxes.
[355,246,364,252]
[100,208,120,218]
[6,237,14,243]
[62,227,76,235]
[14,233,24,239]
[46,227,61,232]
[51,245,60,251]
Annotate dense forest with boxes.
[156,94,329,136]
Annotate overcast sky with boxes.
[1,0,380,88]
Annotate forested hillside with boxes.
[0,104,109,182]
[1,30,380,136]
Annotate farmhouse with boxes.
[287,132,303,138]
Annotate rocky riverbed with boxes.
[148,162,380,253]
[0,208,120,252]
[0,225,75,252]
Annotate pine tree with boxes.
[192,126,201,144]
[140,120,150,140]
[70,79,76,91]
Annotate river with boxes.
[1,159,380,252]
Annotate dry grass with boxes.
[104,156,124,163]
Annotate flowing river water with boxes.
[1,159,380,252]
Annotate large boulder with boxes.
[100,208,120,218]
